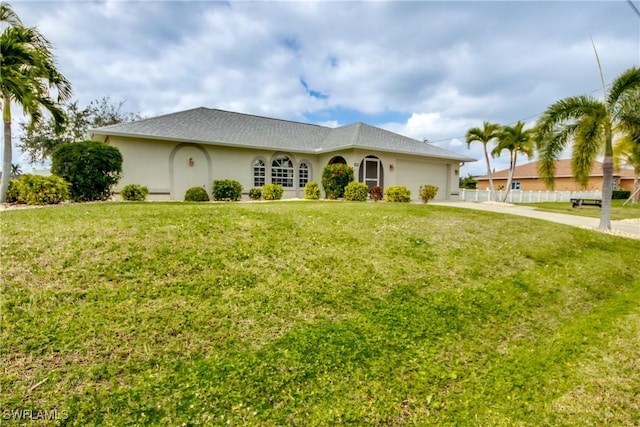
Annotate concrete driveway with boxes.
[431,201,640,239]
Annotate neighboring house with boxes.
[90,107,474,201]
[475,159,636,192]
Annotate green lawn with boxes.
[521,199,640,220]
[2,202,640,426]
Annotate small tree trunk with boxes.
[0,97,12,204]
[633,172,639,204]
[502,151,516,202]
[599,155,613,230]
[483,146,497,201]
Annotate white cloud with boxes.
[5,0,639,173]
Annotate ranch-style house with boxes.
[90,108,474,201]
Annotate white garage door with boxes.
[396,160,449,201]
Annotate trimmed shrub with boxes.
[212,179,242,201]
[249,187,262,200]
[612,190,631,200]
[184,186,209,202]
[11,174,69,205]
[322,164,354,199]
[121,184,149,201]
[384,185,411,203]
[51,140,122,201]
[304,181,320,200]
[369,185,383,202]
[6,179,19,203]
[262,183,283,200]
[418,185,439,203]
[344,181,369,201]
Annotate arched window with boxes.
[271,155,294,187]
[253,159,266,187]
[329,156,347,165]
[299,162,310,188]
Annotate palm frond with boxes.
[535,95,602,141]
[572,114,605,187]
[0,2,22,27]
[537,124,578,188]
[607,67,640,110]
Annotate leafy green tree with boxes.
[51,140,122,201]
[19,97,141,164]
[459,174,477,189]
[491,121,534,201]
[0,2,72,202]
[466,121,501,200]
[536,66,640,229]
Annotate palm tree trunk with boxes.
[483,146,497,201]
[0,96,12,204]
[599,155,613,229]
[632,175,639,204]
[503,151,516,202]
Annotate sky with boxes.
[7,0,640,176]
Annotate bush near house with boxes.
[612,190,631,200]
[51,140,122,201]
[418,185,439,203]
[304,181,320,200]
[7,174,70,205]
[212,180,242,201]
[385,185,411,203]
[369,185,384,202]
[6,179,19,203]
[322,164,354,199]
[184,187,210,202]
[262,184,284,200]
[344,182,369,201]
[120,184,149,201]
[249,187,262,200]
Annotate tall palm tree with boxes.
[491,121,534,202]
[535,66,640,229]
[614,90,640,203]
[466,121,501,200]
[0,2,72,203]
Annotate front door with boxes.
[363,157,381,189]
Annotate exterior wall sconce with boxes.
[389,164,394,171]
[454,169,458,175]
[189,157,194,167]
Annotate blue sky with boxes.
[7,0,640,176]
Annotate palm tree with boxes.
[491,121,534,202]
[614,90,640,203]
[0,2,72,203]
[535,66,640,229]
[466,121,501,200]
[10,162,21,177]
[614,136,640,203]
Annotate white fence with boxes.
[458,189,602,203]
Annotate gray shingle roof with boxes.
[91,107,474,161]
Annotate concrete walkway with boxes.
[431,201,640,239]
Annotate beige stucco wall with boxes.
[106,137,461,201]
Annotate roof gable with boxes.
[92,107,474,161]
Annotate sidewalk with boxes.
[431,201,640,239]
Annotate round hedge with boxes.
[184,186,210,202]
